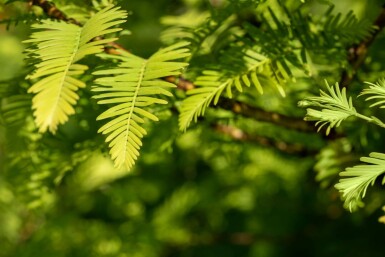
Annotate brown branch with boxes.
[216,98,315,133]
[340,4,385,87]
[29,0,81,25]
[212,124,317,155]
[164,76,195,91]
[215,98,342,140]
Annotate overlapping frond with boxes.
[245,4,373,71]
[160,0,263,53]
[242,9,309,74]
[282,4,373,48]
[93,42,190,169]
[335,152,385,211]
[298,81,357,135]
[314,139,355,188]
[160,10,210,45]
[24,5,127,133]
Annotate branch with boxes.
[164,76,195,91]
[216,98,315,133]
[212,124,318,155]
[29,0,81,25]
[340,4,385,86]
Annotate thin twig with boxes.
[216,98,314,133]
[29,0,81,25]
[164,76,195,91]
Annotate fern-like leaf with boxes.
[298,81,356,135]
[178,70,233,131]
[1,94,32,125]
[323,8,373,45]
[93,42,190,169]
[24,5,127,133]
[178,49,290,131]
[160,10,210,45]
[335,152,385,211]
[360,78,385,108]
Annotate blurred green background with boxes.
[1,0,385,256]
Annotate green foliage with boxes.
[314,139,356,188]
[175,0,374,131]
[2,0,385,256]
[322,8,374,45]
[24,5,127,133]
[360,78,385,108]
[335,152,385,211]
[178,49,290,130]
[300,78,385,210]
[299,81,357,135]
[93,42,190,168]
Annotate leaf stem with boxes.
[354,113,385,128]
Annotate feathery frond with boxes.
[161,9,236,55]
[160,0,262,53]
[246,3,373,72]
[335,152,385,211]
[299,81,356,135]
[0,76,29,125]
[160,10,210,45]
[1,94,32,125]
[283,4,373,49]
[178,70,233,131]
[360,78,385,108]
[24,5,127,133]
[93,42,190,169]
[314,139,356,188]
[322,8,374,45]
[178,49,285,131]
[242,8,309,74]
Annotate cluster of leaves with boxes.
[1,0,384,220]
[22,5,191,170]
[300,79,385,211]
[161,0,375,133]
[3,1,385,257]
